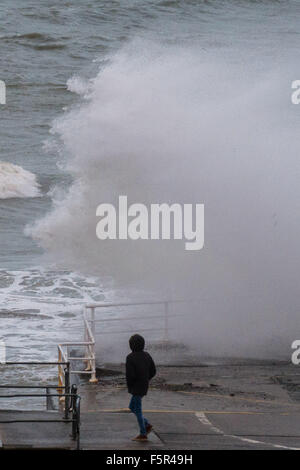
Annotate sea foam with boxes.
[0,162,41,199]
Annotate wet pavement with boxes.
[1,360,300,450]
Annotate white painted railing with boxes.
[58,300,182,384]
[85,300,173,341]
[57,307,97,383]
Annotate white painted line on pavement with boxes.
[196,412,223,434]
[195,412,300,451]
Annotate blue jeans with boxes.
[129,395,149,436]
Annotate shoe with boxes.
[146,424,153,435]
[132,434,148,442]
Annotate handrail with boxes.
[70,385,81,450]
[56,299,184,385]
[85,299,190,309]
[0,361,70,416]
[83,309,97,382]
[86,299,175,343]
[0,393,73,398]
[91,313,182,323]
[4,362,69,365]
[57,346,70,402]
[57,306,97,384]
[85,300,170,308]
[0,360,71,411]
[95,327,167,335]
[0,385,66,388]
[0,389,81,450]
[81,299,179,381]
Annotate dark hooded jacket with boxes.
[126,334,156,397]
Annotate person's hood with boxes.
[129,334,145,352]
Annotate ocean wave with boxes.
[30,44,66,51]
[29,37,300,359]
[0,162,41,199]
[0,32,47,40]
[0,268,106,390]
[0,32,67,51]
[0,32,68,42]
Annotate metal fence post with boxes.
[89,354,97,383]
[75,395,81,450]
[89,307,98,383]
[64,363,70,420]
[91,307,96,339]
[71,384,78,440]
[57,346,62,390]
[84,307,89,371]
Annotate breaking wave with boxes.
[0,162,41,199]
[28,36,300,358]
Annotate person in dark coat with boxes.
[126,334,156,441]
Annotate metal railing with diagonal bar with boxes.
[57,300,184,383]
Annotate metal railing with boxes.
[0,362,81,449]
[85,300,174,341]
[57,300,184,383]
[57,306,97,383]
